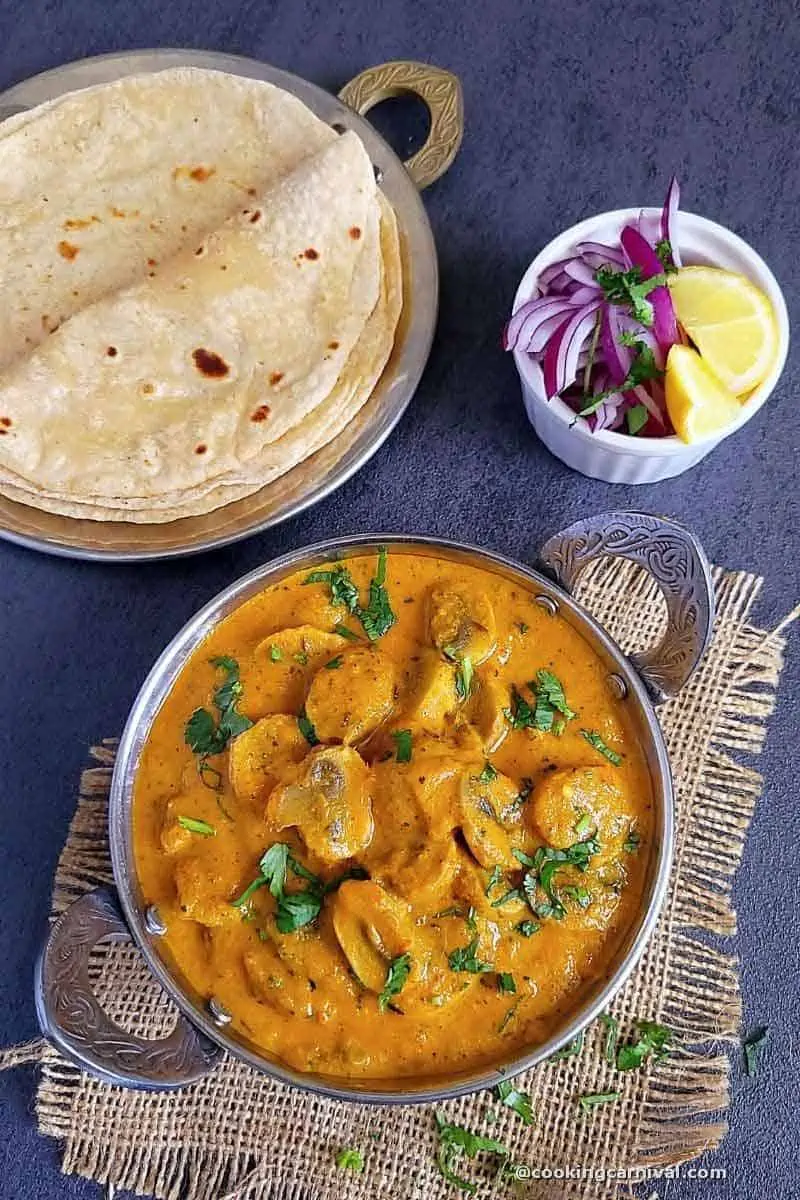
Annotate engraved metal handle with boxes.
[538,511,715,704]
[339,60,463,189]
[34,887,222,1089]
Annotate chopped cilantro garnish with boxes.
[324,656,343,670]
[578,1091,620,1113]
[434,1114,508,1194]
[269,644,282,662]
[485,864,503,896]
[562,884,592,909]
[184,656,253,758]
[505,670,575,733]
[616,1018,672,1071]
[655,238,678,273]
[626,404,649,436]
[177,816,216,837]
[579,341,664,416]
[581,729,622,764]
[497,972,516,994]
[335,1148,364,1173]
[297,709,319,745]
[595,264,668,326]
[498,1001,520,1033]
[293,651,309,666]
[491,888,524,908]
[231,843,358,934]
[623,826,641,853]
[305,548,395,641]
[454,655,474,701]
[448,937,492,974]
[334,623,360,641]
[479,761,497,783]
[378,953,412,1013]
[549,1030,585,1062]
[743,1026,769,1077]
[391,728,413,763]
[599,1012,618,1064]
[495,1079,534,1125]
[574,812,594,839]
[515,919,539,937]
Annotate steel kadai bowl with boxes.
[35,511,714,1101]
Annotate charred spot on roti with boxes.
[57,240,79,261]
[142,383,154,395]
[251,404,271,423]
[246,186,257,196]
[269,371,284,386]
[349,226,362,240]
[192,349,230,379]
[172,165,216,183]
[195,443,207,455]
[304,247,319,260]
[328,340,340,350]
[147,258,157,268]
[0,418,12,427]
[249,210,262,223]
[63,216,100,230]
[106,346,118,357]
[194,246,206,258]
[0,428,6,435]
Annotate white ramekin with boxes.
[511,208,790,484]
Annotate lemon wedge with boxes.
[665,344,742,443]
[668,266,778,395]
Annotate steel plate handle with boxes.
[538,511,715,704]
[34,887,221,1090]
[339,60,463,189]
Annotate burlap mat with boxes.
[1,558,791,1200]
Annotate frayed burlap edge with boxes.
[2,561,792,1200]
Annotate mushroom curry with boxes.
[133,549,653,1080]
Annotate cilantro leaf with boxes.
[626,404,649,436]
[495,1079,534,1125]
[548,1030,585,1062]
[623,825,641,853]
[269,644,282,662]
[505,671,575,733]
[335,1148,364,1173]
[391,729,413,763]
[616,1018,672,1071]
[184,707,224,756]
[275,889,321,933]
[599,1012,618,1064]
[515,919,539,937]
[378,952,412,1012]
[434,1114,508,1194]
[448,937,492,974]
[497,972,516,994]
[595,265,668,326]
[324,656,343,670]
[297,709,319,746]
[176,816,216,837]
[231,842,349,933]
[581,729,622,764]
[743,1026,769,1078]
[184,657,253,757]
[454,655,474,702]
[306,550,395,641]
[578,1091,620,1113]
[485,864,503,897]
[579,341,664,417]
[259,843,290,897]
[333,623,360,641]
[479,761,497,783]
[655,238,678,273]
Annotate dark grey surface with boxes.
[0,1,798,1196]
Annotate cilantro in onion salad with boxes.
[504,176,683,436]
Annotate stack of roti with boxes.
[0,68,402,522]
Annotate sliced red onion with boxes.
[619,225,678,350]
[505,294,588,351]
[661,176,682,267]
[625,384,665,427]
[576,240,626,267]
[567,284,603,305]
[543,300,602,399]
[527,310,577,354]
[538,256,575,290]
[600,304,633,384]
[562,258,598,287]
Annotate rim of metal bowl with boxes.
[111,534,674,1103]
[0,49,438,562]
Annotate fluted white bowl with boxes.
[511,208,790,483]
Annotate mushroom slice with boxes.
[529,765,626,847]
[242,941,301,1015]
[228,714,308,804]
[244,626,348,718]
[331,880,414,992]
[174,854,240,927]
[468,672,510,754]
[427,586,496,665]
[305,647,396,745]
[459,768,519,868]
[267,745,373,863]
[383,837,461,908]
[404,650,459,734]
